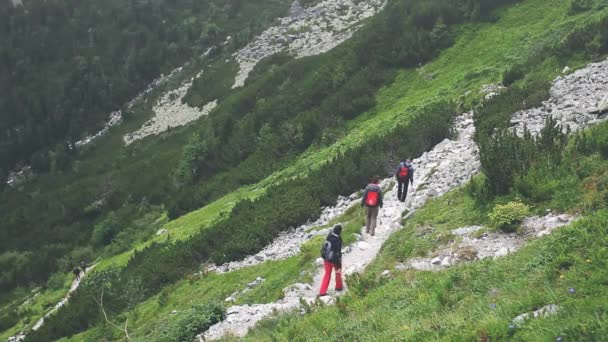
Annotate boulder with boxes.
[440,257,451,267]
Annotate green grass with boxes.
[371,188,487,273]
[239,200,608,341]
[57,205,368,341]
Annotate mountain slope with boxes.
[4,0,608,340]
[15,0,608,340]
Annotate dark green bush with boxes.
[151,303,225,342]
[569,0,594,14]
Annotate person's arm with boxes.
[379,189,384,208]
[361,188,368,207]
[409,167,415,185]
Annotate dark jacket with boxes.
[395,161,414,184]
[325,232,342,264]
[361,183,383,208]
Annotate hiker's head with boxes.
[406,159,411,164]
[333,225,342,235]
[370,175,380,184]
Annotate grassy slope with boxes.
[91,0,598,272]
[242,196,608,341]
[240,124,608,340]
[5,0,605,339]
[58,203,368,341]
[50,0,608,340]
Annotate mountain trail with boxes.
[9,264,97,342]
[199,112,479,340]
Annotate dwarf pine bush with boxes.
[489,201,530,232]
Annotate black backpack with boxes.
[320,240,334,261]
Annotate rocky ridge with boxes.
[231,0,386,88]
[511,58,608,135]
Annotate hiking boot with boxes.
[335,288,344,292]
[317,293,329,297]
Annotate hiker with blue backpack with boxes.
[319,225,344,296]
[361,176,383,236]
[395,159,414,202]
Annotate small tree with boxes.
[173,133,208,188]
[489,201,530,233]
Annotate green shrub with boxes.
[569,0,594,14]
[347,272,388,297]
[488,201,530,232]
[151,302,225,342]
[46,272,68,291]
[465,173,492,205]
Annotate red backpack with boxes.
[365,189,379,207]
[398,165,409,179]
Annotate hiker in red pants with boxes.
[319,225,343,296]
[361,176,383,236]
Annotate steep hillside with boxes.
[0,0,293,172]
[0,0,510,312]
[3,0,608,340]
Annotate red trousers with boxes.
[319,261,343,295]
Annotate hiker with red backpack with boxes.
[395,159,414,202]
[319,225,344,296]
[361,176,383,236]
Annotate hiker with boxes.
[80,260,87,273]
[361,176,383,236]
[72,267,81,281]
[395,159,414,202]
[319,225,343,296]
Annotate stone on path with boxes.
[513,304,560,324]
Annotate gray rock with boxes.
[431,257,442,265]
[247,276,264,288]
[318,296,336,305]
[356,241,371,250]
[494,247,510,258]
[513,304,560,324]
[440,257,451,267]
[394,263,408,271]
